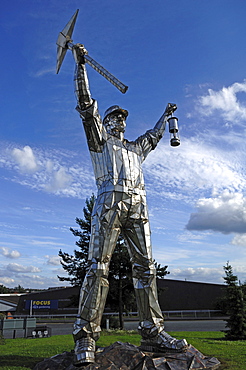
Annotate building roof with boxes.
[0,297,19,312]
[0,294,24,305]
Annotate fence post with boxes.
[106,319,110,330]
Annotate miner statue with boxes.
[56,10,187,367]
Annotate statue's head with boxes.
[103,105,128,138]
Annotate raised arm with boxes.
[72,44,104,152]
[73,44,93,111]
[137,103,177,159]
[153,103,177,139]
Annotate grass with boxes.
[0,330,245,369]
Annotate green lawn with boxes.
[0,330,245,369]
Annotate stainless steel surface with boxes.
[56,10,128,93]
[56,9,79,74]
[84,54,128,94]
[57,12,183,357]
[72,45,180,348]
[168,116,180,146]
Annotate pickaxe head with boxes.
[56,9,79,74]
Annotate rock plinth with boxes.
[33,341,220,370]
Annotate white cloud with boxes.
[7,132,244,204]
[154,248,192,264]
[45,255,61,266]
[12,146,40,173]
[7,263,41,273]
[144,138,245,201]
[46,159,54,172]
[0,247,21,259]
[231,234,246,247]
[44,166,72,192]
[29,238,69,248]
[0,261,66,288]
[177,231,208,244]
[170,267,224,284]
[198,80,246,123]
[34,67,55,77]
[1,143,95,198]
[186,190,246,234]
[0,277,15,285]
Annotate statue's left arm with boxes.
[137,103,177,159]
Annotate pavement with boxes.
[38,319,227,336]
[3,319,227,338]
[125,320,226,332]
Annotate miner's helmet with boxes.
[103,105,128,123]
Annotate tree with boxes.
[0,285,10,294]
[222,261,246,340]
[106,236,134,328]
[58,195,94,286]
[13,285,26,293]
[58,194,169,328]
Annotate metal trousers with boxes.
[73,191,164,341]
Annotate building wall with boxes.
[16,286,80,315]
[157,279,225,310]
[16,280,225,315]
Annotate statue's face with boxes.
[104,113,126,136]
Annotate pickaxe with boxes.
[56,9,128,94]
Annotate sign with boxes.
[25,300,58,310]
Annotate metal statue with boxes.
[57,10,186,367]
[56,10,128,94]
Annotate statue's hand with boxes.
[165,103,177,116]
[76,43,88,55]
[74,43,88,64]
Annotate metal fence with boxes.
[12,310,224,320]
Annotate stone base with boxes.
[33,341,220,370]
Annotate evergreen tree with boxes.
[223,261,246,340]
[58,194,169,328]
[106,236,134,328]
[13,285,26,293]
[0,285,10,294]
[58,195,94,286]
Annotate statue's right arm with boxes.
[73,44,93,110]
[73,45,104,152]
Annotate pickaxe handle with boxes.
[56,10,128,94]
[84,55,128,94]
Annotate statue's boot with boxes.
[73,336,96,366]
[140,329,188,353]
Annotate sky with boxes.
[1,0,246,289]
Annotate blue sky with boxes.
[1,0,246,289]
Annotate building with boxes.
[16,279,225,316]
[0,294,24,314]
[16,286,80,315]
[157,279,225,311]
